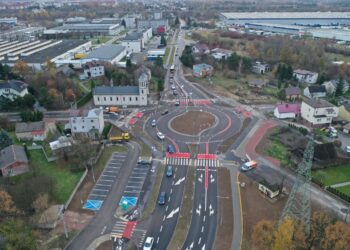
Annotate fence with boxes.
[65,169,88,209]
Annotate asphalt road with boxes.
[66,141,140,250]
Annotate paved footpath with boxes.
[331,182,350,188]
[229,167,242,250]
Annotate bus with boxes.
[170,65,175,73]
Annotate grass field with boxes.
[29,149,83,203]
[141,165,165,220]
[264,139,290,167]
[336,185,350,196]
[312,165,350,186]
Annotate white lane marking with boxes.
[198,237,202,245]
[160,225,163,232]
[168,197,171,202]
[196,203,201,215]
[101,226,107,234]
[163,215,166,221]
[157,237,160,244]
[166,205,169,211]
[201,226,204,232]
[203,215,206,222]
[166,207,179,219]
[202,244,206,250]
[175,177,185,185]
[170,188,173,194]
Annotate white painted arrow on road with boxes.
[190,242,194,250]
[210,174,215,183]
[202,244,206,250]
[209,204,214,216]
[175,177,185,186]
[196,203,201,215]
[167,207,180,219]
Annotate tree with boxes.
[157,79,164,92]
[309,211,332,248]
[155,56,163,67]
[32,193,49,213]
[160,35,167,46]
[0,190,16,215]
[252,220,275,250]
[272,217,295,250]
[321,221,350,250]
[227,53,240,71]
[335,77,345,97]
[13,60,29,76]
[175,16,180,26]
[0,219,37,250]
[126,58,132,68]
[20,110,43,122]
[70,138,98,172]
[0,130,13,150]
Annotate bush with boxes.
[76,91,92,108]
[326,186,350,202]
[102,124,112,139]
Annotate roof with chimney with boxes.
[307,85,326,93]
[0,80,28,93]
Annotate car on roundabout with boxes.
[157,131,165,140]
[167,144,175,153]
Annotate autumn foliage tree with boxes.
[13,60,29,75]
[0,190,17,215]
[321,221,350,250]
[252,220,275,250]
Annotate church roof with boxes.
[93,86,140,95]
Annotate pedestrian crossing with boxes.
[110,220,127,239]
[164,157,221,167]
[179,98,212,105]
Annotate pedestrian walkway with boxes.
[164,157,220,167]
[330,181,350,188]
[179,98,212,105]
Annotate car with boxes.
[157,131,165,140]
[173,90,178,95]
[138,159,151,165]
[171,85,176,90]
[240,161,257,172]
[167,144,175,153]
[166,166,173,177]
[143,237,154,250]
[346,146,350,154]
[151,119,156,127]
[158,192,166,205]
[161,110,169,115]
[175,100,180,106]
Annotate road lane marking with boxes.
[160,225,163,232]
[203,215,206,222]
[163,215,165,221]
[170,188,173,194]
[198,237,202,245]
[166,205,169,211]
[157,237,160,244]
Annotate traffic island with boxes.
[170,110,216,135]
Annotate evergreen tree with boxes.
[335,77,345,97]
[0,129,13,150]
[121,19,126,28]
[157,79,164,92]
[160,35,167,46]
[126,58,132,68]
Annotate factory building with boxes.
[0,39,91,71]
[0,27,45,41]
[220,12,350,26]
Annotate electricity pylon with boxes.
[280,139,314,233]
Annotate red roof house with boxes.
[274,103,301,119]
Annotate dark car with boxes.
[158,192,166,205]
[175,100,180,106]
[167,144,175,153]
[161,110,169,115]
[166,166,173,177]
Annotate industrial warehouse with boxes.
[0,39,91,70]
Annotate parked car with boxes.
[167,144,175,153]
[158,192,166,205]
[171,85,176,90]
[175,99,180,106]
[161,110,169,115]
[240,161,257,172]
[138,158,151,165]
[166,166,173,177]
[173,90,178,95]
[143,237,154,250]
[157,131,165,140]
[151,119,156,127]
[346,146,350,154]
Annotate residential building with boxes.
[0,17,17,25]
[0,145,29,177]
[193,64,213,78]
[123,14,141,29]
[274,103,301,119]
[86,45,126,65]
[343,123,350,134]
[293,69,318,84]
[303,85,327,99]
[211,48,233,60]
[15,121,55,141]
[79,61,105,80]
[247,79,267,88]
[0,80,29,100]
[252,61,271,74]
[137,19,169,34]
[122,32,143,54]
[93,68,149,106]
[283,86,301,101]
[70,108,105,137]
[192,43,210,55]
[301,98,339,126]
[339,102,350,122]
[322,79,349,95]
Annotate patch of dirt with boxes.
[239,174,287,250]
[96,240,113,250]
[217,118,251,154]
[171,111,215,135]
[214,168,233,250]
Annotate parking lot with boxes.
[123,163,150,198]
[83,152,127,210]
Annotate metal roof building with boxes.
[86,44,126,64]
[220,12,350,26]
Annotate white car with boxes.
[346,146,350,154]
[157,132,165,140]
[171,85,176,90]
[143,237,154,250]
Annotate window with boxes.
[97,97,100,101]
[129,97,132,101]
[74,126,76,130]
[110,97,112,101]
[327,118,331,121]
[92,126,95,129]
[141,90,144,94]
[117,97,119,101]
[82,126,85,128]
[135,97,138,101]
[123,97,125,101]
[317,119,321,122]
[91,120,93,122]
[104,97,106,101]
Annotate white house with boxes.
[301,98,339,126]
[93,71,149,106]
[293,69,318,84]
[211,48,233,60]
[122,32,143,54]
[252,61,271,74]
[0,80,29,100]
[322,79,349,95]
[274,103,301,119]
[303,85,327,99]
[79,61,105,80]
[70,108,105,136]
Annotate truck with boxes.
[105,106,119,113]
[109,132,130,143]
